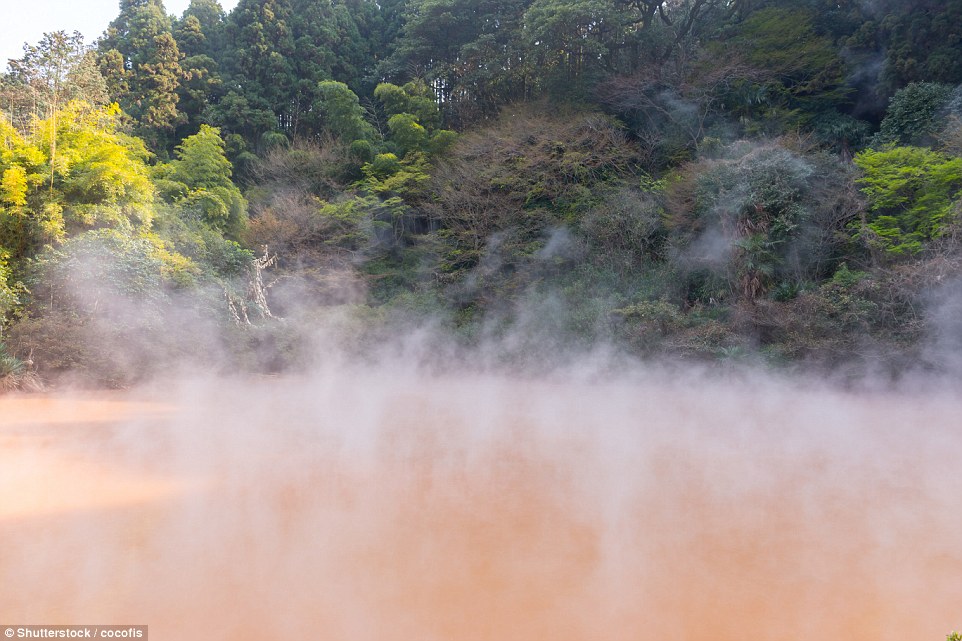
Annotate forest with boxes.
[2,0,962,388]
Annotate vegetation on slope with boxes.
[2,0,962,385]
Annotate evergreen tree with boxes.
[155,124,247,236]
[172,1,228,140]
[99,0,187,152]
[388,0,529,121]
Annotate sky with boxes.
[0,0,240,68]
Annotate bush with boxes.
[578,183,666,273]
[0,341,42,393]
[424,105,639,254]
[854,146,962,256]
[11,230,176,385]
[875,82,955,146]
[664,142,858,303]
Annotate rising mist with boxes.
[2,359,961,640]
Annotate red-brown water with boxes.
[1,372,960,640]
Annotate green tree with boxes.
[523,0,630,95]
[387,0,530,120]
[172,10,226,141]
[157,124,247,236]
[870,0,962,91]
[717,7,851,129]
[2,32,109,193]
[317,81,376,142]
[875,83,955,146]
[0,101,155,263]
[373,80,442,129]
[99,0,187,151]
[2,32,107,128]
[854,146,962,256]
[371,81,455,158]
[179,0,227,57]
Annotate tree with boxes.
[2,32,109,194]
[664,142,859,302]
[179,0,227,58]
[715,7,851,129]
[99,0,187,151]
[387,0,530,121]
[598,48,767,168]
[875,83,955,147]
[172,9,226,141]
[872,0,962,91]
[3,32,107,128]
[523,0,630,95]
[854,146,962,256]
[156,124,247,236]
[317,81,376,142]
[0,101,155,263]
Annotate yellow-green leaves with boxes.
[1,167,28,207]
[0,101,156,257]
[854,146,962,256]
[158,124,247,237]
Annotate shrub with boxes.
[664,142,858,303]
[875,82,954,146]
[578,184,666,273]
[0,341,43,393]
[854,146,962,256]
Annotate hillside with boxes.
[2,0,962,386]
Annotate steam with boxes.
[2,368,961,640]
[2,195,962,641]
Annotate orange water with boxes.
[1,374,960,640]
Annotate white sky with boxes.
[1,0,240,69]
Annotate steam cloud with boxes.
[2,186,962,641]
[2,362,961,640]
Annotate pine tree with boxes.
[99,0,187,152]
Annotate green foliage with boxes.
[866,0,962,91]
[665,142,856,302]
[0,342,25,378]
[374,81,443,129]
[427,129,458,156]
[158,124,247,236]
[365,153,402,180]
[0,102,155,262]
[317,81,376,142]
[350,139,376,163]
[522,0,628,95]
[8,0,962,376]
[218,0,381,143]
[578,184,665,272]
[875,82,955,146]
[1,167,28,207]
[150,203,250,281]
[719,8,851,129]
[363,152,432,198]
[812,110,871,152]
[54,104,155,225]
[385,0,529,118]
[99,0,187,150]
[315,197,379,252]
[424,107,638,259]
[828,262,866,288]
[386,114,427,156]
[34,228,169,305]
[0,248,23,327]
[371,81,452,158]
[854,146,962,255]
[2,31,108,131]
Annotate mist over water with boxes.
[1,364,961,641]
